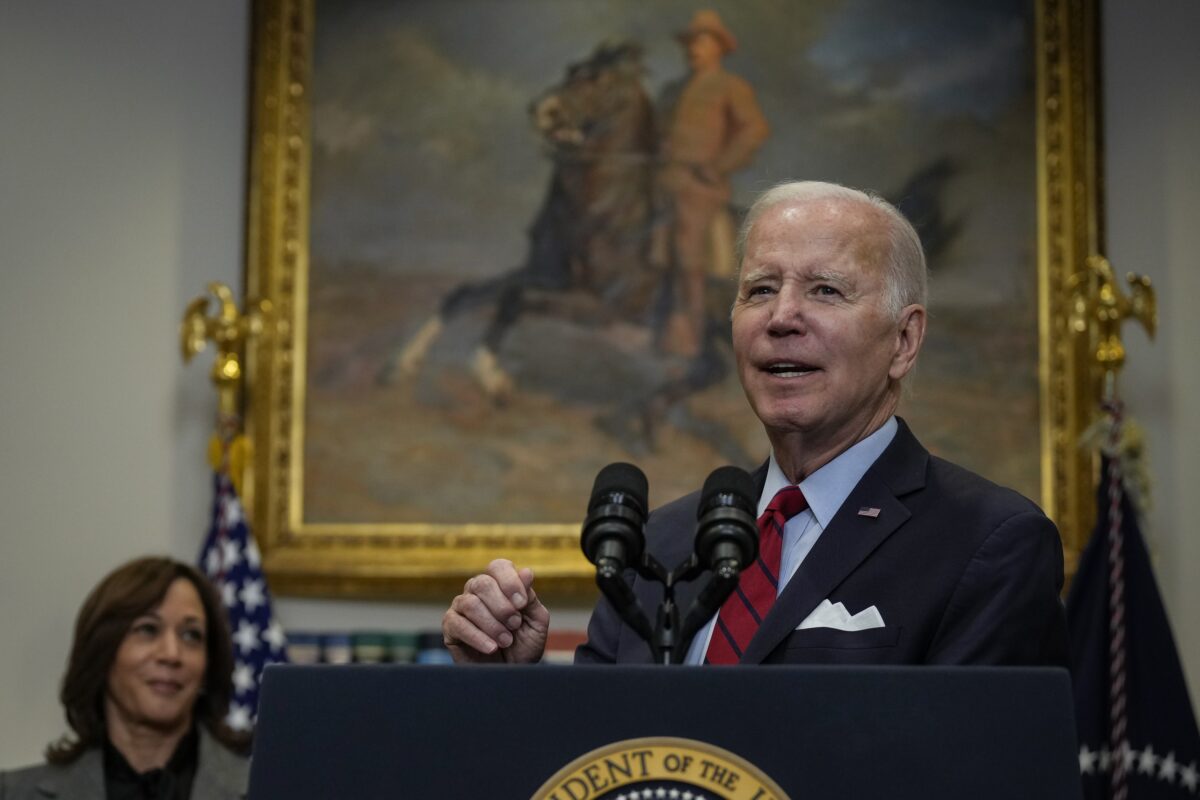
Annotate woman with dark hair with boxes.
[0,557,250,799]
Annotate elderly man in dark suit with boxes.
[442,180,1068,667]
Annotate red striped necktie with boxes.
[704,485,808,665]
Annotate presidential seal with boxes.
[531,737,789,800]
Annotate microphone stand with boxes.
[585,466,757,666]
[594,552,742,665]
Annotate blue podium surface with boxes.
[248,664,1080,799]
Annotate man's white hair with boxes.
[735,181,928,318]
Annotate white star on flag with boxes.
[221,538,242,570]
[205,548,222,576]
[1079,744,1097,774]
[221,581,238,609]
[239,579,266,612]
[226,702,252,732]
[262,619,287,653]
[1137,744,1159,775]
[233,619,261,654]
[655,789,667,798]
[1180,762,1199,791]
[232,662,256,695]
[244,539,261,569]
[222,495,243,527]
[1159,751,1178,783]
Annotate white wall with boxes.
[1103,0,1200,701]
[0,0,1196,770]
[0,0,248,767]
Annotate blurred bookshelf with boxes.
[284,629,588,665]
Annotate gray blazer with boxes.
[0,727,248,800]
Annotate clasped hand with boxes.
[442,559,551,663]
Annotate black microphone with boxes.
[580,462,648,579]
[676,465,759,658]
[694,466,758,579]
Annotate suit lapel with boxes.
[35,748,105,798]
[192,728,248,800]
[740,420,928,664]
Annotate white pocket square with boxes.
[797,599,886,631]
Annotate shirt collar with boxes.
[760,416,898,527]
[102,725,198,796]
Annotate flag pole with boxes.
[181,283,284,733]
[1081,253,1155,799]
[1069,255,1168,798]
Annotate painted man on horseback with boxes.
[657,10,770,358]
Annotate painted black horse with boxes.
[384,41,661,398]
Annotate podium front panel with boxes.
[248,664,1080,799]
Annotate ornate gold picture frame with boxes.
[245,0,1103,599]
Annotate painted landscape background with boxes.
[302,0,1040,524]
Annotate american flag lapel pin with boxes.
[857,506,881,518]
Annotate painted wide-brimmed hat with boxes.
[676,9,738,53]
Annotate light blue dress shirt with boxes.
[682,417,898,664]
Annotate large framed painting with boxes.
[245,0,1103,598]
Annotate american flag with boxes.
[199,472,287,732]
[1067,427,1200,798]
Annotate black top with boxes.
[103,727,198,800]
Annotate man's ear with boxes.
[889,304,927,380]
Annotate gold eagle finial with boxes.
[181,282,272,417]
[1070,254,1156,398]
[181,284,272,495]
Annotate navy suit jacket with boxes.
[576,419,1068,666]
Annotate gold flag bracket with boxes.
[1070,254,1157,516]
[181,282,272,494]
[1069,254,1157,402]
